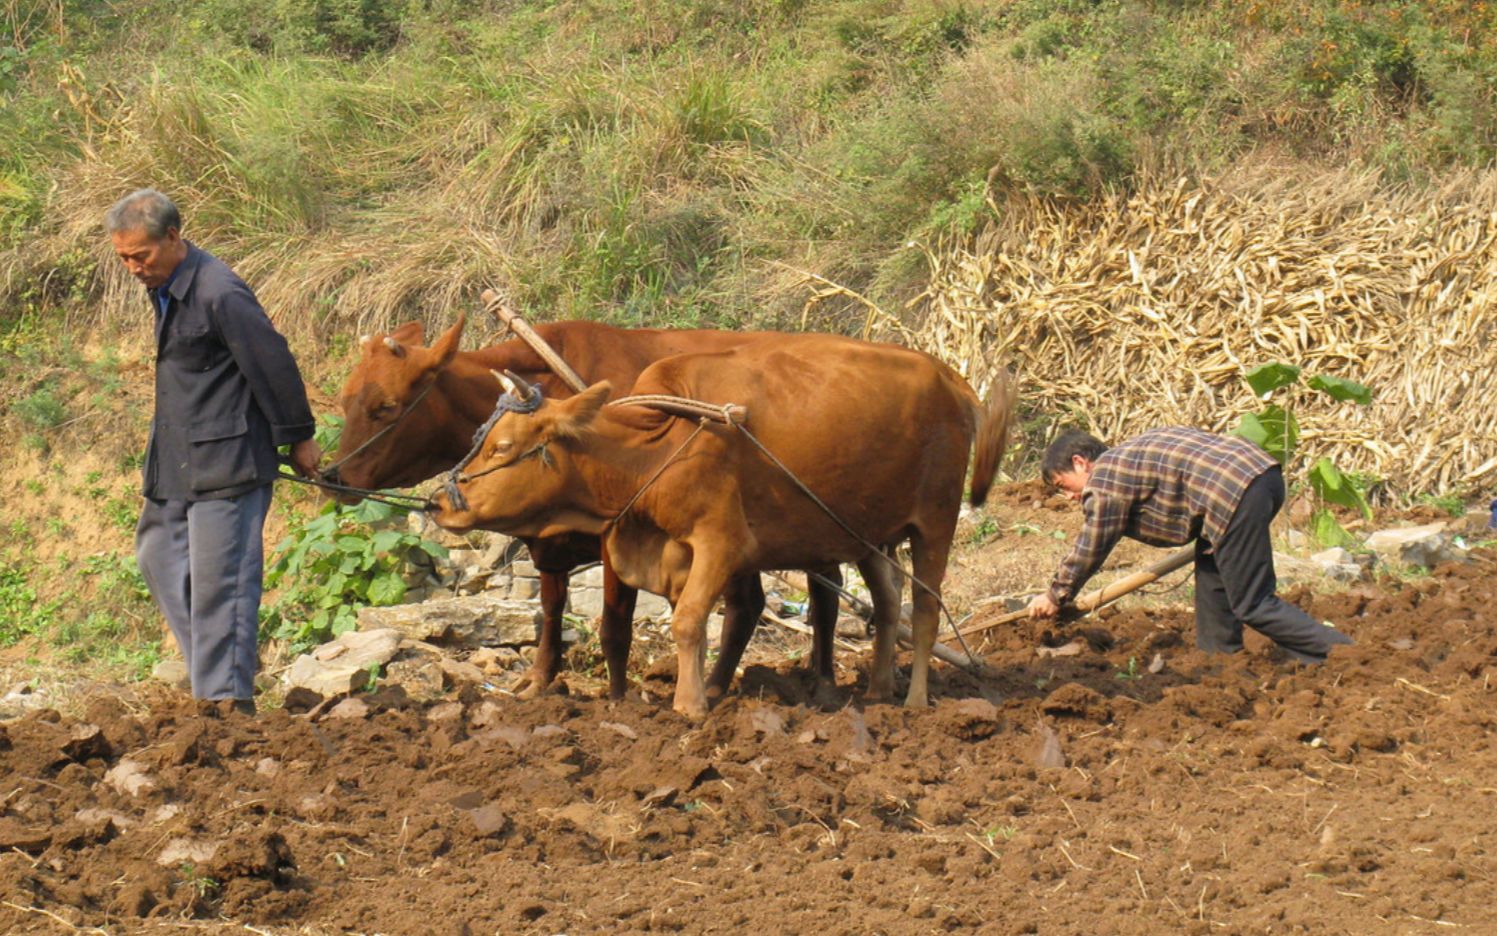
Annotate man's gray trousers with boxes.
[136,484,273,700]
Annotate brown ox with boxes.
[329,315,842,699]
[433,333,1013,718]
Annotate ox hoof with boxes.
[811,682,843,711]
[515,669,564,700]
[902,690,930,709]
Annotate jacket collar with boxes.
[155,242,205,352]
[167,241,204,303]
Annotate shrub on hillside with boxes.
[188,0,409,56]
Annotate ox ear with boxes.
[549,381,611,440]
[428,312,465,367]
[389,321,426,346]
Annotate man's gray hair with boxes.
[104,188,182,239]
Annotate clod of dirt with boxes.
[282,686,323,713]
[61,723,111,762]
[1032,722,1066,769]
[325,698,371,720]
[1036,640,1086,659]
[0,817,51,853]
[1040,683,1113,723]
[157,837,222,867]
[745,706,785,737]
[843,708,876,761]
[103,759,156,797]
[463,804,509,837]
[935,697,1001,740]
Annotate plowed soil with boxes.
[2,534,1494,933]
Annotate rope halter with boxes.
[441,371,545,512]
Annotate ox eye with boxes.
[491,439,515,458]
[371,402,397,420]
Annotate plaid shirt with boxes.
[1048,427,1277,604]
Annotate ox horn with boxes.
[502,369,537,402]
[491,369,519,397]
[383,336,406,358]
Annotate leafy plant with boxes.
[15,386,67,430]
[0,562,53,645]
[1235,362,1374,548]
[263,499,447,654]
[1115,656,1140,681]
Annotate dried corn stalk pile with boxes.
[900,169,1497,496]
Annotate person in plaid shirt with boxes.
[1027,427,1354,663]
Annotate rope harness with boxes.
[440,384,979,667]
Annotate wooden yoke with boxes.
[481,288,589,394]
[959,544,1197,639]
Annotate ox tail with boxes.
[968,368,1016,507]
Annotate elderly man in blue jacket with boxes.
[107,188,321,714]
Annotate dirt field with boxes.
[1,489,1494,935]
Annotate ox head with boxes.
[329,313,468,495]
[430,373,612,536]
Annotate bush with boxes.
[263,499,446,654]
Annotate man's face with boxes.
[1049,455,1093,502]
[111,227,186,289]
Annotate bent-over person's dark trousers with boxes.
[1194,467,1354,663]
[136,485,273,700]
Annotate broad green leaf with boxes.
[332,609,358,635]
[1308,457,1372,519]
[335,534,369,552]
[1307,374,1372,405]
[1244,363,1302,398]
[367,571,407,606]
[418,540,449,559]
[1309,508,1356,549]
[1236,405,1297,464]
[353,500,395,524]
[371,530,404,553]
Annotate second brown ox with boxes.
[433,333,1013,718]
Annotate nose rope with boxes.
[441,385,545,512]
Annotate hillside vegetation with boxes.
[5,0,1497,335]
[2,0,1495,679]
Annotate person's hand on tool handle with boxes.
[1027,592,1060,619]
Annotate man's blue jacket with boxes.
[143,242,314,501]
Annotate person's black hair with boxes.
[1041,429,1108,484]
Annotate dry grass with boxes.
[881,165,1497,496]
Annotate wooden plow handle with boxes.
[480,289,589,394]
[958,544,1196,640]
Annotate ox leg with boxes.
[806,565,841,683]
[857,555,902,703]
[904,530,953,709]
[670,562,732,721]
[708,574,765,702]
[518,569,570,699]
[599,555,639,701]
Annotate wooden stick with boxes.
[958,544,1196,639]
[480,289,589,394]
